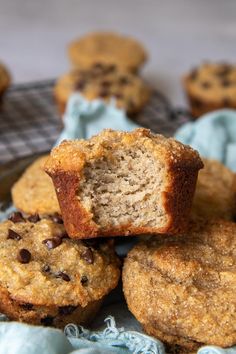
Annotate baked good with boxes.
[0,62,10,99]
[54,64,151,115]
[123,218,236,351]
[193,158,236,220]
[12,155,60,216]
[183,62,236,117]
[68,31,147,73]
[45,128,203,239]
[0,215,120,327]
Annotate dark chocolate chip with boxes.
[114,93,123,99]
[55,271,70,282]
[75,79,86,90]
[98,88,109,98]
[58,305,77,315]
[17,249,31,264]
[20,303,33,310]
[192,98,203,108]
[101,80,112,88]
[60,232,69,239]
[201,81,211,89]
[42,265,51,273]
[43,237,62,250]
[104,64,116,74]
[8,229,22,241]
[189,69,198,81]
[81,248,94,264]
[92,62,103,70]
[8,212,25,223]
[118,76,130,85]
[223,97,231,106]
[80,275,88,286]
[28,214,40,223]
[221,79,231,87]
[40,316,54,326]
[216,64,232,77]
[51,213,63,224]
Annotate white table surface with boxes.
[1,0,236,107]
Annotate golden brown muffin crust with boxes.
[0,62,11,95]
[123,218,236,349]
[68,31,147,73]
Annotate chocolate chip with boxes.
[60,232,69,239]
[50,213,63,224]
[40,316,54,326]
[223,97,231,106]
[55,271,70,282]
[105,64,116,74]
[189,69,198,81]
[43,237,62,250]
[98,88,109,98]
[92,62,103,70]
[17,249,31,264]
[201,81,211,89]
[20,303,33,310]
[42,265,51,273]
[58,305,77,315]
[28,214,40,223]
[75,79,86,90]
[80,275,88,286]
[8,212,25,223]
[192,98,203,108]
[81,248,94,264]
[118,76,130,85]
[114,93,123,99]
[101,80,111,88]
[216,64,232,77]
[221,79,231,87]
[8,229,22,240]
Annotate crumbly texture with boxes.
[123,218,236,350]
[54,64,151,115]
[193,158,236,220]
[12,155,60,216]
[45,128,203,239]
[183,62,236,117]
[0,62,11,96]
[68,31,147,73]
[0,217,120,327]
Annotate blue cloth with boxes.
[56,93,139,145]
[175,109,236,171]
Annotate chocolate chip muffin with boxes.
[54,64,151,115]
[45,128,203,239]
[183,62,236,117]
[123,218,236,352]
[193,158,236,221]
[68,31,147,73]
[0,62,10,101]
[0,214,120,327]
[11,155,60,216]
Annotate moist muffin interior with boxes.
[77,147,167,229]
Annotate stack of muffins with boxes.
[54,31,151,116]
[7,125,236,353]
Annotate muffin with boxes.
[0,215,120,327]
[68,31,147,73]
[45,128,203,239]
[183,62,236,117]
[123,218,236,352]
[0,62,11,102]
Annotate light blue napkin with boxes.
[56,93,139,145]
[175,109,236,171]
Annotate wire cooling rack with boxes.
[0,80,191,164]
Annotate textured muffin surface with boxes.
[12,155,60,216]
[123,218,236,350]
[193,158,236,220]
[68,31,147,72]
[0,62,11,94]
[0,216,120,327]
[45,128,203,239]
[54,64,150,115]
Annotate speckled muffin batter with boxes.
[0,215,120,327]
[11,155,60,216]
[183,62,236,117]
[0,62,10,99]
[123,218,236,352]
[54,64,151,115]
[68,31,147,73]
